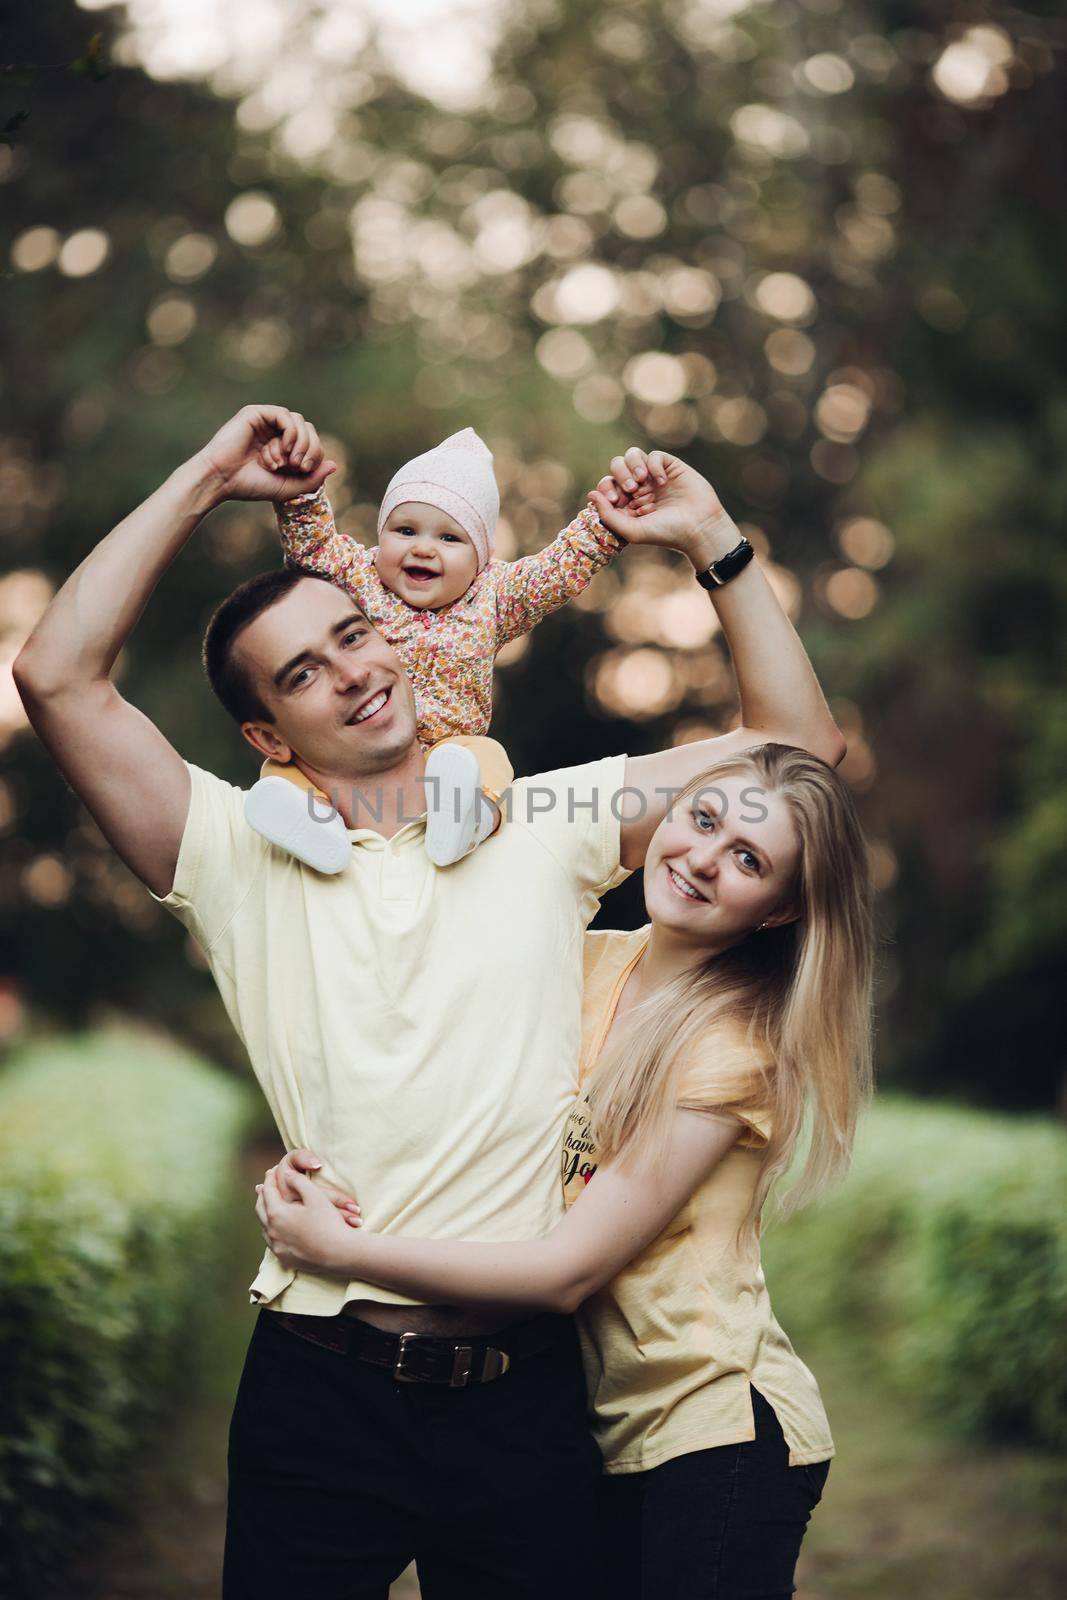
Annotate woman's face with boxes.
[644,773,801,951]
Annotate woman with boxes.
[256,733,874,1598]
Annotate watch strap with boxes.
[694,537,755,589]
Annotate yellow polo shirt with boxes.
[565,927,834,1471]
[153,756,629,1314]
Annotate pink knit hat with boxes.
[377,428,500,572]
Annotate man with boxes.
[15,405,843,1597]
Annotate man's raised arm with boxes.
[587,449,846,871]
[13,406,335,898]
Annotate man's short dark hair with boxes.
[202,566,338,726]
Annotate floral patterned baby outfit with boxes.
[276,489,622,748]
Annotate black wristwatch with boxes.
[694,537,755,589]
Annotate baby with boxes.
[244,427,623,871]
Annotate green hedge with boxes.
[0,1030,251,1593]
[762,1097,1067,1449]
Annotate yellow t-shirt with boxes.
[153,756,629,1314]
[564,926,834,1472]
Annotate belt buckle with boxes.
[447,1343,508,1386]
[393,1331,423,1382]
[392,1331,513,1386]
[479,1345,511,1383]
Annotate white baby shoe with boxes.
[423,744,498,867]
[244,776,351,875]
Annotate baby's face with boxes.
[376,501,479,610]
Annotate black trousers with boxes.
[223,1308,601,1599]
[596,1388,829,1600]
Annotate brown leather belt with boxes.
[272,1310,569,1388]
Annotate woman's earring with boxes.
[756,922,767,932]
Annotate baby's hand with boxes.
[587,447,668,518]
[257,411,330,491]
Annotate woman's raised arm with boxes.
[586,448,845,870]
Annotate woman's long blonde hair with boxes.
[588,744,874,1227]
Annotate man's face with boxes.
[235,577,418,776]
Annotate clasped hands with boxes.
[254,1148,364,1276]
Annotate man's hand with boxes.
[193,405,336,508]
[261,1147,362,1227]
[255,1166,360,1275]
[587,447,737,568]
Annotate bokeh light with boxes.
[11,227,61,273]
[815,383,872,443]
[824,567,880,618]
[613,195,668,240]
[58,229,110,277]
[572,374,625,423]
[661,268,721,322]
[548,264,621,325]
[146,294,197,346]
[836,517,894,569]
[164,233,218,282]
[753,273,816,323]
[0,571,55,748]
[536,328,595,381]
[224,192,282,247]
[799,53,856,95]
[623,353,688,406]
[764,329,815,375]
[730,104,809,159]
[21,854,74,909]
[932,26,1013,106]
[589,646,686,720]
